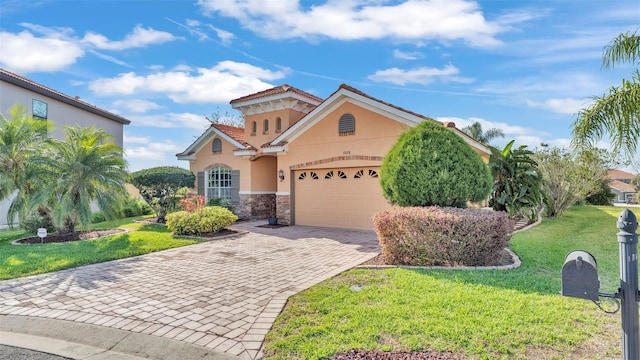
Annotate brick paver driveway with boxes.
[0,222,380,359]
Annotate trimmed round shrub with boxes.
[166,206,238,235]
[380,121,492,207]
[373,206,514,266]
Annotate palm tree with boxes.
[462,121,504,144]
[34,126,128,233]
[572,30,640,159]
[0,104,50,226]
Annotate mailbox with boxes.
[562,251,599,301]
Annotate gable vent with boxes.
[338,113,355,135]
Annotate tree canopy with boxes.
[129,166,195,223]
[380,121,491,207]
[462,121,504,145]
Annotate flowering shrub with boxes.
[181,195,206,213]
[166,206,238,235]
[373,206,513,266]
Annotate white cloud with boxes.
[436,116,577,150]
[526,98,591,115]
[368,64,473,85]
[125,140,184,160]
[123,134,151,144]
[392,49,423,60]
[476,72,606,99]
[0,24,178,73]
[82,25,178,50]
[168,17,235,44]
[88,61,287,103]
[206,24,235,44]
[0,31,84,72]
[198,0,505,47]
[128,112,209,129]
[113,99,163,113]
[437,116,548,137]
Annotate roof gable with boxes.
[176,123,250,159]
[267,84,490,155]
[230,84,323,106]
[610,179,637,192]
[1,68,131,125]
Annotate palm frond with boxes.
[602,29,640,68]
[572,70,640,159]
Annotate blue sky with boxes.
[0,0,638,171]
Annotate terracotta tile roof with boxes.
[336,84,438,123]
[0,68,131,125]
[608,169,636,181]
[610,179,636,192]
[212,123,245,143]
[230,84,323,104]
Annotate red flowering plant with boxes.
[180,195,206,213]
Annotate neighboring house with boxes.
[0,68,131,228]
[608,169,637,204]
[177,84,490,230]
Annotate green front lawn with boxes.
[0,217,199,280]
[265,206,627,359]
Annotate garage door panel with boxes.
[294,167,390,230]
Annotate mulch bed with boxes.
[362,248,515,267]
[195,228,241,239]
[14,229,126,244]
[256,224,288,229]
[332,349,466,360]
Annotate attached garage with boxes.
[293,167,391,230]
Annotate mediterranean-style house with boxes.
[177,84,490,230]
[0,68,131,228]
[608,169,637,204]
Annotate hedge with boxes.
[166,206,238,236]
[373,206,513,266]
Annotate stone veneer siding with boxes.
[276,195,290,225]
[237,194,276,220]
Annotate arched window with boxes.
[338,113,355,135]
[263,119,269,134]
[212,138,222,153]
[251,121,257,135]
[207,166,232,200]
[276,117,282,133]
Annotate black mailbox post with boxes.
[562,251,599,301]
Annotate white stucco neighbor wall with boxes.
[0,73,130,228]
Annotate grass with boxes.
[264,206,628,360]
[0,217,199,280]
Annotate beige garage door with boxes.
[294,167,390,230]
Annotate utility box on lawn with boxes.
[562,251,600,301]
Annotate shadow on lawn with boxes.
[0,234,141,294]
[138,223,170,233]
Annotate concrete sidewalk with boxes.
[0,222,379,359]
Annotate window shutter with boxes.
[338,113,355,134]
[197,171,205,196]
[230,170,240,207]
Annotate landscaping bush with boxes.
[121,197,153,217]
[207,197,234,212]
[91,212,106,223]
[380,121,492,207]
[373,206,513,266]
[166,206,238,236]
[21,212,57,234]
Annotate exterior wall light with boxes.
[278,169,285,181]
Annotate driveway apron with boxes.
[0,222,380,359]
